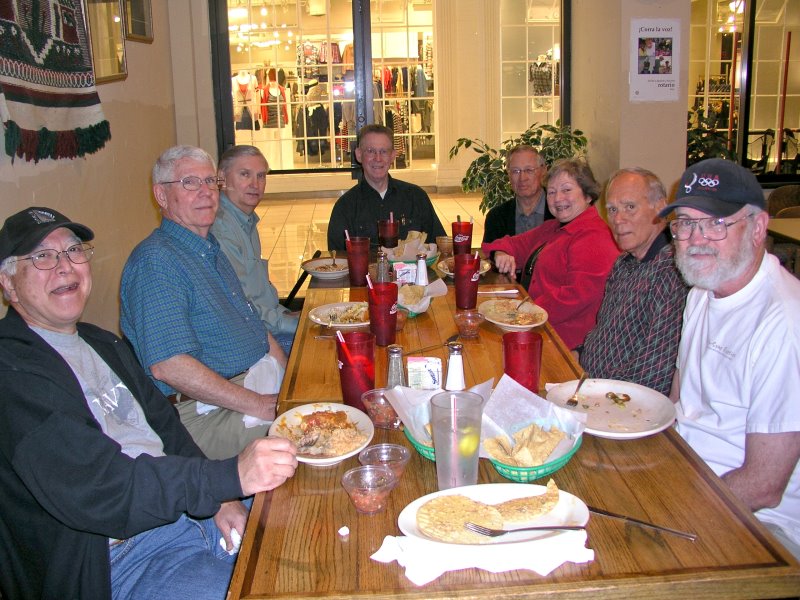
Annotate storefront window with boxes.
[689,0,799,178]
[499,0,562,139]
[224,0,434,172]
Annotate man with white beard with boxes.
[662,158,800,560]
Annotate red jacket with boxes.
[482,206,620,349]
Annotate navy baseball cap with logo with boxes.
[0,207,94,263]
[658,158,766,218]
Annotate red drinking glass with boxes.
[502,331,543,394]
[453,254,480,310]
[346,237,370,287]
[368,282,398,346]
[451,221,473,255]
[336,331,376,412]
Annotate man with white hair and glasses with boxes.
[121,145,287,460]
[663,158,800,559]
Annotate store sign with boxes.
[630,19,680,102]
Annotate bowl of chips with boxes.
[403,428,435,461]
[483,422,582,483]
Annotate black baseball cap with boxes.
[658,158,766,218]
[0,207,94,262]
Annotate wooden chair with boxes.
[767,185,800,216]
[775,205,800,219]
[769,191,800,273]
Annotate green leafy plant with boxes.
[449,120,588,214]
[686,108,736,166]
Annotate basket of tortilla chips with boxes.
[403,427,435,461]
[483,422,582,482]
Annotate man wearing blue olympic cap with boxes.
[663,158,800,560]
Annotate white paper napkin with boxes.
[371,530,594,585]
[398,278,448,314]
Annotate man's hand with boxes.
[238,436,298,496]
[214,500,248,552]
[492,251,517,280]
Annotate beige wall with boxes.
[573,0,690,195]
[0,2,177,332]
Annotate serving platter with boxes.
[546,379,676,440]
[308,302,369,328]
[269,402,374,466]
[398,483,589,545]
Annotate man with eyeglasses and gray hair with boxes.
[327,123,446,251]
[121,145,288,460]
[663,158,800,559]
[0,207,297,598]
[482,145,554,244]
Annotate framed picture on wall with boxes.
[85,0,128,83]
[124,0,153,43]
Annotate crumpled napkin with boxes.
[371,530,594,585]
[218,528,242,556]
[194,354,284,428]
[397,278,448,315]
[384,380,494,446]
[384,238,438,262]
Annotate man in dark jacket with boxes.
[0,207,297,599]
[482,145,554,244]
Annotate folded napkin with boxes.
[372,530,594,585]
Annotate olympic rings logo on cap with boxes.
[684,172,720,194]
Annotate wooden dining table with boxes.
[768,217,800,243]
[228,285,800,599]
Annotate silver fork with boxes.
[464,522,585,537]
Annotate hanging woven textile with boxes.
[0,1,111,162]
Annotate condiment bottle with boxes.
[386,344,406,387]
[375,251,392,283]
[415,252,429,286]
[444,342,465,391]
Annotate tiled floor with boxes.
[255,192,485,298]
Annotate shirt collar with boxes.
[360,174,395,196]
[220,192,259,230]
[515,190,546,218]
[634,227,671,263]
[160,217,219,257]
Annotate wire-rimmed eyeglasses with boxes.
[159,176,225,191]
[669,213,754,241]
[509,166,543,177]
[13,243,94,270]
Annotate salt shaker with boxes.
[386,344,406,388]
[414,252,429,286]
[376,251,392,283]
[444,342,465,391]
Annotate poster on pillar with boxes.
[629,19,679,102]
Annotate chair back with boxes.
[767,185,800,216]
[775,205,800,219]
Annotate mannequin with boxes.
[232,70,259,130]
[261,68,288,128]
[530,54,553,111]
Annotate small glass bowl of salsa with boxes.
[341,465,398,515]
[453,309,485,338]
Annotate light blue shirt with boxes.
[211,193,298,336]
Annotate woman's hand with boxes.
[492,252,517,280]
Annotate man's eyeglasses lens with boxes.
[19,243,94,270]
[363,148,391,157]
[510,168,541,177]
[161,176,225,191]
[669,214,752,241]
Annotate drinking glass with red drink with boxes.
[336,331,375,412]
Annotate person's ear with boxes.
[153,184,168,210]
[0,272,18,303]
[751,210,769,246]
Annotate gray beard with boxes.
[675,241,756,293]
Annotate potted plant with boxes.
[449,120,588,214]
[686,108,736,166]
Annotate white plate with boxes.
[546,379,676,440]
[269,402,374,466]
[478,298,548,332]
[308,302,369,328]
[437,257,492,278]
[398,483,589,546]
[301,257,349,280]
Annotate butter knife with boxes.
[588,506,697,541]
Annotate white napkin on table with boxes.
[371,530,594,585]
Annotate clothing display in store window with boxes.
[233,71,259,131]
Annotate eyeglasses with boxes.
[14,243,94,270]
[509,167,543,177]
[669,213,754,241]
[159,176,225,191]
[362,147,392,157]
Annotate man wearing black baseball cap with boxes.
[0,207,297,598]
[663,158,800,560]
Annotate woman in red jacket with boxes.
[482,158,620,349]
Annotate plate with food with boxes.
[309,302,369,328]
[269,402,375,466]
[301,256,349,280]
[546,379,676,440]
[437,257,492,278]
[397,480,588,546]
[478,298,548,332]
